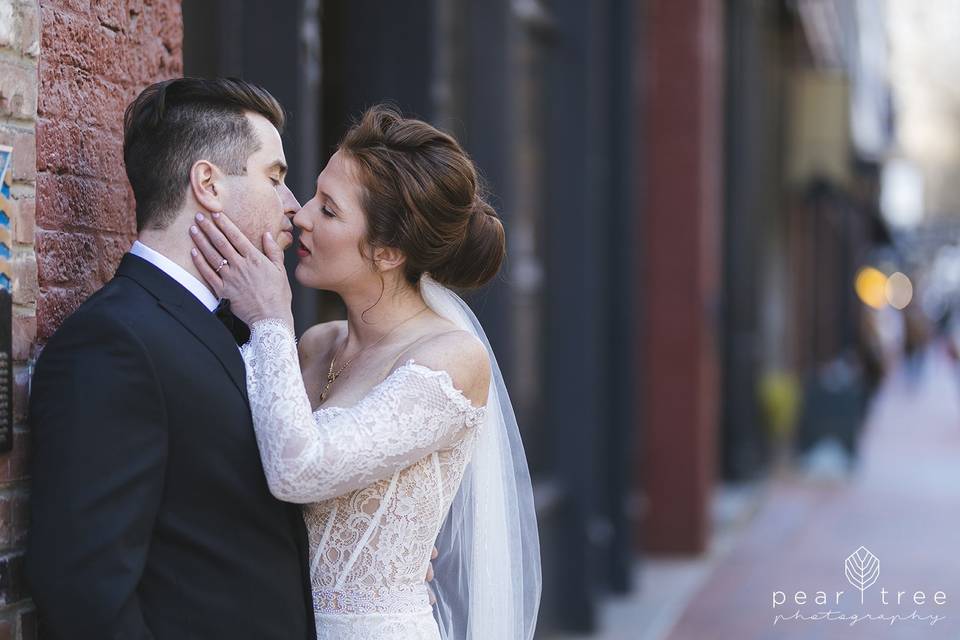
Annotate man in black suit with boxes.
[26,78,316,639]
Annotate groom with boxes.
[26,78,315,639]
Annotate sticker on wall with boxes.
[0,145,15,452]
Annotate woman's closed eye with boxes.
[321,205,337,218]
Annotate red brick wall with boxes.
[0,0,42,635]
[640,0,724,554]
[36,0,182,340]
[0,1,182,636]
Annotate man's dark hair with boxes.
[123,77,286,231]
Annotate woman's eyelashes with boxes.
[321,204,337,218]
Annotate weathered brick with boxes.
[117,35,177,87]
[35,172,135,235]
[37,58,129,132]
[0,0,15,51]
[39,6,114,79]
[36,286,86,340]
[41,0,91,16]
[33,0,182,346]
[0,126,36,185]
[0,60,37,121]
[36,118,125,183]
[11,252,36,306]
[34,229,96,286]
[91,0,126,34]
[13,197,33,245]
[11,309,35,362]
[0,552,26,606]
[39,4,137,86]
[94,233,130,284]
[17,1,40,59]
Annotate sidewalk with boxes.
[665,346,960,639]
[555,346,960,639]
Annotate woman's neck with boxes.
[339,279,428,351]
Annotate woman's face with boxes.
[292,150,374,292]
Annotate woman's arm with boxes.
[242,320,485,503]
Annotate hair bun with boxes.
[339,104,507,291]
[430,195,506,290]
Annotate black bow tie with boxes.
[213,299,251,346]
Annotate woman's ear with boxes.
[189,160,225,213]
[372,245,406,273]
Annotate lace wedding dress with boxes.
[241,319,485,639]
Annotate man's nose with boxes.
[280,184,302,216]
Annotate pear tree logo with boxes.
[772,545,948,627]
[844,546,880,605]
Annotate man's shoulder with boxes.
[42,274,160,352]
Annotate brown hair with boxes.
[339,104,506,290]
[123,77,286,231]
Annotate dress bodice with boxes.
[241,320,485,638]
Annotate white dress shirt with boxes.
[130,240,219,312]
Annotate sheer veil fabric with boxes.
[419,274,542,639]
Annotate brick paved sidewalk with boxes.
[666,346,960,640]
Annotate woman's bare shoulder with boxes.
[393,329,490,407]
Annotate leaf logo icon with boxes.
[845,546,880,604]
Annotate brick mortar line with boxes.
[0,119,38,132]
[7,186,36,199]
[0,51,38,69]
[35,226,134,239]
[36,170,129,185]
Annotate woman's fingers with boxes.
[195,213,244,262]
[211,211,259,259]
[190,247,223,295]
[190,222,228,273]
[262,232,284,269]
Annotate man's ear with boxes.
[372,245,406,273]
[189,160,226,213]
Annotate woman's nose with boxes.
[293,206,313,231]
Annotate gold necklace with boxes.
[319,306,429,404]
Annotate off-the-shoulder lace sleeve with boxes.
[241,319,486,503]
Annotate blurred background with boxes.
[181,0,960,637]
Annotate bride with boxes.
[188,105,541,639]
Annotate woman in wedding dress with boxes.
[189,105,540,639]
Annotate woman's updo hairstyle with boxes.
[339,104,506,290]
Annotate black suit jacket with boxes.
[26,254,316,639]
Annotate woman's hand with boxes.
[189,212,294,329]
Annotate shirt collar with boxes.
[130,240,219,312]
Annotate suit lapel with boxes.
[116,253,249,402]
